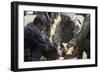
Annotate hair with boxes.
[33,14,48,26]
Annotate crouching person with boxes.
[24,14,60,61]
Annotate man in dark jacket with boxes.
[24,14,59,61]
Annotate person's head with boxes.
[60,13,75,43]
[33,14,48,32]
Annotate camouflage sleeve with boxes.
[76,15,90,43]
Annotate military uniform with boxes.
[76,15,90,59]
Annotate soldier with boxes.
[60,13,76,43]
[76,14,90,59]
[24,14,59,61]
[68,14,90,59]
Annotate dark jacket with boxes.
[24,23,59,61]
